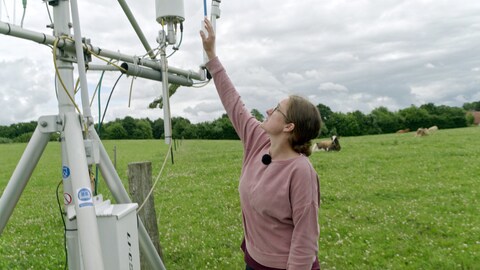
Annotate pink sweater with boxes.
[206,57,320,270]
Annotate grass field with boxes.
[0,127,479,269]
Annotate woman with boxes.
[200,18,321,270]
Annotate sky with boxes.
[0,0,479,126]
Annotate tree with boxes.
[328,112,360,137]
[133,119,153,139]
[251,109,264,122]
[370,107,403,134]
[317,103,333,122]
[317,103,334,135]
[350,110,371,136]
[463,101,480,111]
[398,105,430,131]
[121,116,136,136]
[104,122,128,139]
[172,117,193,139]
[420,104,467,128]
[151,118,165,139]
[211,114,238,139]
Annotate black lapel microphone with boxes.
[262,154,272,165]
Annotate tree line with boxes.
[1,101,479,143]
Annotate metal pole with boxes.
[120,62,193,86]
[50,3,84,268]
[61,133,82,270]
[0,126,50,233]
[69,0,93,121]
[52,1,103,268]
[64,112,104,269]
[89,129,166,270]
[117,0,156,59]
[158,31,172,145]
[0,21,206,82]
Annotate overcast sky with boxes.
[1,0,479,125]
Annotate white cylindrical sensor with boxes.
[155,0,185,23]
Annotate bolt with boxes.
[40,121,48,127]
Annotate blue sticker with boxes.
[79,202,93,207]
[78,188,92,201]
[62,166,70,179]
[77,188,93,208]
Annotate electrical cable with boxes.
[100,73,124,126]
[86,48,126,73]
[128,76,136,108]
[89,58,121,107]
[167,23,183,58]
[45,1,53,24]
[92,71,105,196]
[74,77,80,94]
[55,179,68,270]
[53,37,82,115]
[191,79,211,88]
[141,45,160,59]
[20,0,26,28]
[137,142,172,213]
[89,71,105,107]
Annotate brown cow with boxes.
[415,128,429,137]
[428,125,438,134]
[396,128,410,134]
[312,135,341,152]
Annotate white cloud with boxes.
[1,0,480,125]
[318,82,348,93]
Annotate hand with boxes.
[200,18,217,60]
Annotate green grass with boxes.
[1,127,479,269]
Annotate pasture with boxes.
[0,127,479,269]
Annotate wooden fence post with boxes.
[128,161,163,269]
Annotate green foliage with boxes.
[152,118,165,139]
[104,122,128,139]
[251,109,264,122]
[49,132,60,142]
[12,132,33,143]
[462,101,480,111]
[466,113,475,126]
[132,119,153,139]
[317,103,334,123]
[148,84,181,109]
[211,114,238,140]
[0,121,37,139]
[398,105,430,131]
[0,137,13,144]
[0,101,477,140]
[1,127,479,269]
[371,106,403,134]
[172,117,193,139]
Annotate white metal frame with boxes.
[0,0,221,269]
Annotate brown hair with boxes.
[286,95,322,156]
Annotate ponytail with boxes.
[286,95,321,157]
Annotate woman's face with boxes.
[261,98,290,134]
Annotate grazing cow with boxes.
[415,128,429,137]
[312,135,341,152]
[396,128,410,134]
[428,125,438,134]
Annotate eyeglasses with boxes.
[273,104,290,122]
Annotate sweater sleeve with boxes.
[287,169,320,270]
[205,57,267,152]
